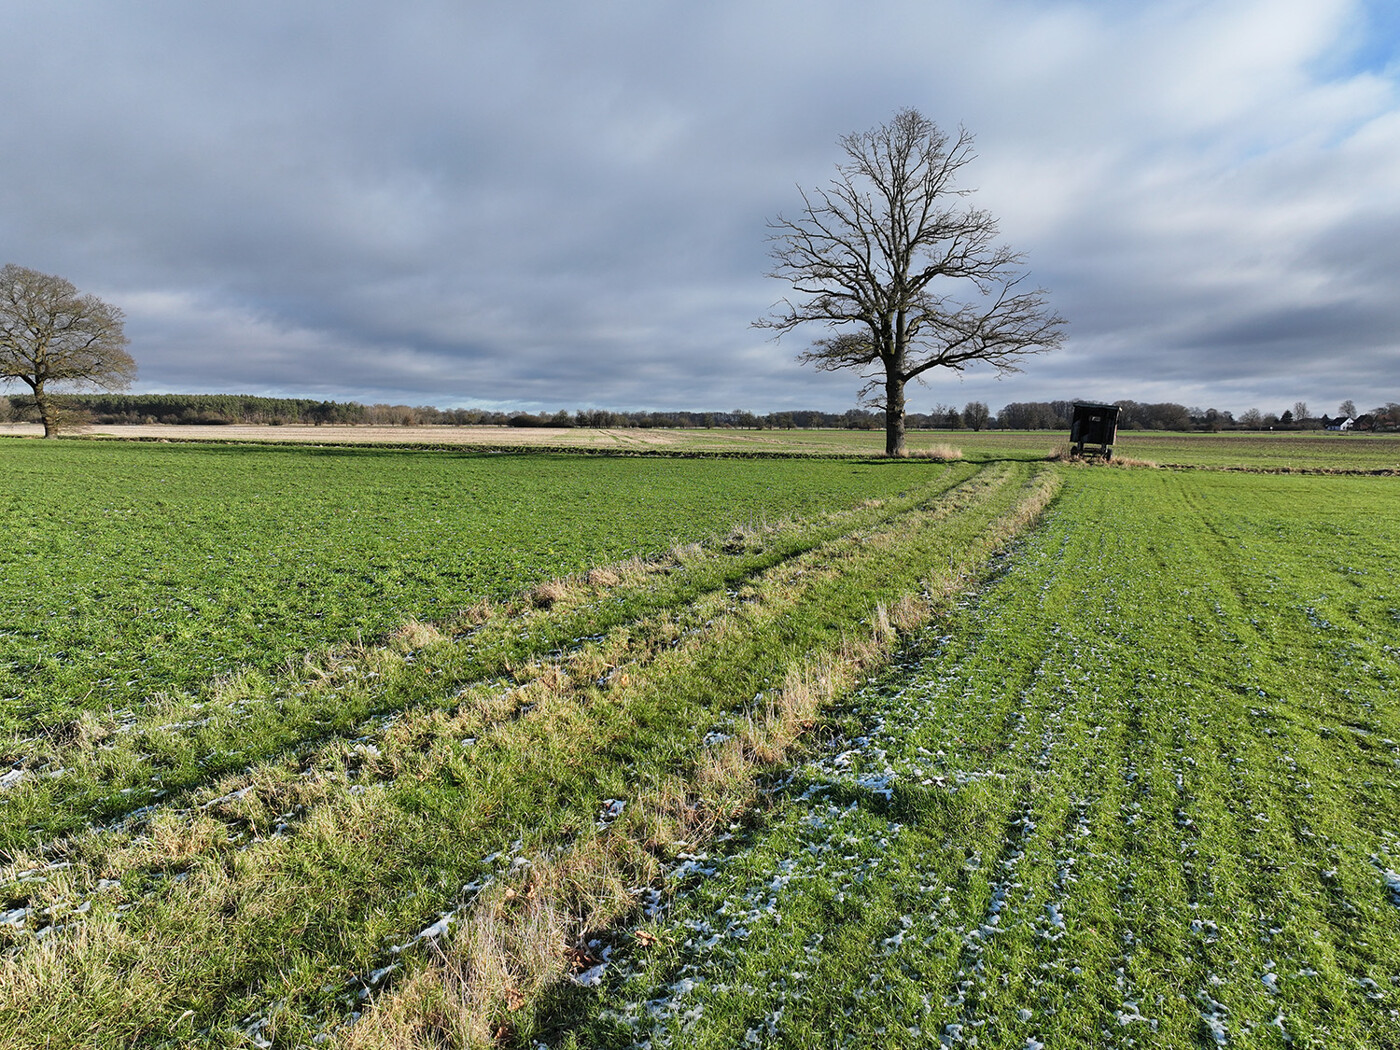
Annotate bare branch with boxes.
[756,109,1064,455]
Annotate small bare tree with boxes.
[758,109,1064,456]
[0,264,135,437]
[963,400,991,432]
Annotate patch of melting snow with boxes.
[1191,917,1221,943]
[598,798,626,828]
[410,914,454,945]
[574,962,608,988]
[201,786,253,810]
[573,946,614,987]
[1198,989,1229,1045]
[1381,867,1400,907]
[1115,1000,1149,1026]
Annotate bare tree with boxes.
[1292,400,1308,424]
[1,264,135,437]
[757,109,1065,456]
[963,400,990,431]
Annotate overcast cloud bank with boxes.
[2,0,1397,416]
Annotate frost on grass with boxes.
[573,490,1400,1049]
[588,614,1088,1049]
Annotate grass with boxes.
[0,439,935,731]
[0,463,984,853]
[0,454,1058,1048]
[3,434,1398,1048]
[9,422,1399,470]
[1095,430,1400,471]
[556,468,1400,1049]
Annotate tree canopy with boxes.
[0,263,135,437]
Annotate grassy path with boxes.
[0,460,1056,1048]
[560,469,1400,1050]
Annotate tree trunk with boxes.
[884,370,907,457]
[34,382,60,438]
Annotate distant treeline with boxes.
[3,393,1397,432]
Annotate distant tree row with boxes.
[0,395,984,431]
[998,399,1400,432]
[3,393,1396,433]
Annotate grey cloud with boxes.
[2,0,1398,417]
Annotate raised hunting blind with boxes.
[1070,402,1120,460]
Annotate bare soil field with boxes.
[0,422,693,448]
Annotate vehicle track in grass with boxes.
[555,468,1400,1050]
[0,465,984,854]
[0,461,1059,1049]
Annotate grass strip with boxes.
[0,465,977,854]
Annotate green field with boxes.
[0,439,933,730]
[17,420,1400,469]
[1087,430,1400,470]
[923,428,1400,470]
[1,436,1397,1049]
[562,469,1400,1049]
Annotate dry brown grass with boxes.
[888,592,926,633]
[869,602,896,647]
[1046,443,1158,469]
[584,565,621,588]
[907,443,964,461]
[450,599,496,630]
[138,812,231,868]
[669,540,703,565]
[529,578,577,609]
[31,709,113,750]
[335,582,936,1048]
[390,619,447,651]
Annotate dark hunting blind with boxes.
[1070,403,1120,460]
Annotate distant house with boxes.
[1323,415,1355,431]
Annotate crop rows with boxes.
[0,456,1056,1048]
[550,469,1400,1049]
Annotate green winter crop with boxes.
[3,436,1397,1050]
[0,455,1052,1048]
[561,468,1400,1050]
[0,439,934,731]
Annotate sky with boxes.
[2,0,1398,418]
